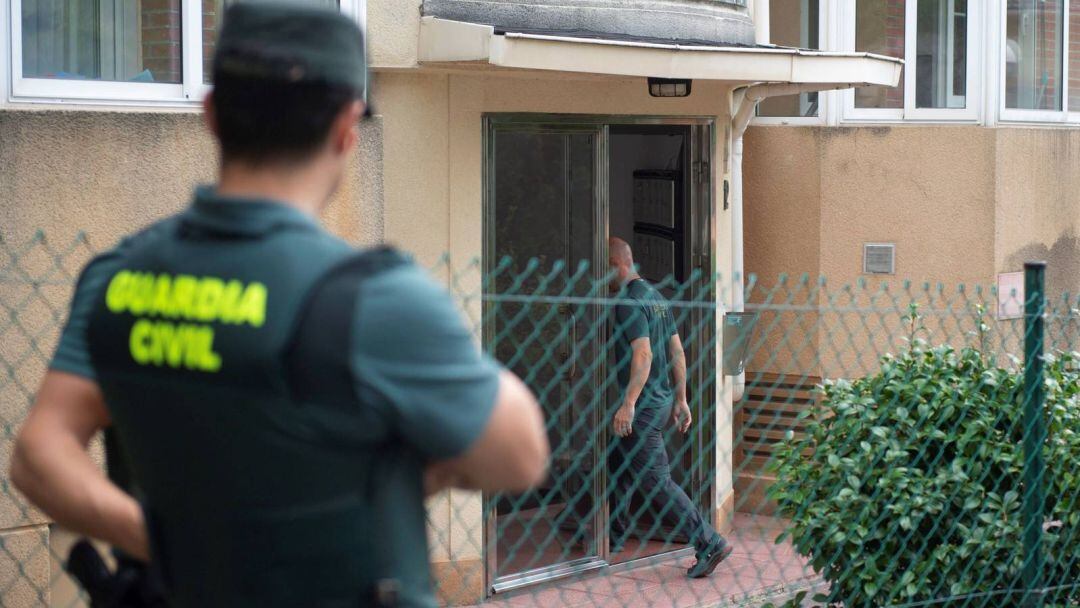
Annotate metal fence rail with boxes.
[2,233,1079,607]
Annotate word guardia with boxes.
[105,271,268,372]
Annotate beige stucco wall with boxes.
[743,125,1080,380]
[367,0,422,68]
[995,129,1080,296]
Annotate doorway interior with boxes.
[483,115,716,596]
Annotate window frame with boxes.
[5,0,365,108]
[998,0,1071,124]
[753,0,831,126]
[841,0,983,123]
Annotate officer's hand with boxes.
[613,403,635,438]
[424,462,465,496]
[672,400,692,434]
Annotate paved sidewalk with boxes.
[472,514,820,607]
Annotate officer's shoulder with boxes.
[314,248,462,331]
[312,246,449,306]
[78,216,181,278]
[320,245,416,284]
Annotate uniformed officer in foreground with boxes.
[10,5,549,606]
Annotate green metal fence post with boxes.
[1022,260,1047,608]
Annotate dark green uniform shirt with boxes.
[50,187,500,607]
[613,278,678,429]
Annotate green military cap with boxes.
[213,2,368,96]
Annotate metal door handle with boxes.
[568,313,577,379]
[558,304,577,379]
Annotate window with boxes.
[202,0,338,84]
[855,0,906,109]
[844,0,979,121]
[915,0,967,109]
[9,0,355,105]
[758,0,821,119]
[1004,0,1064,111]
[21,0,182,84]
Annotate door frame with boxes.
[480,113,717,596]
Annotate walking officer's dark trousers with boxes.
[608,405,721,555]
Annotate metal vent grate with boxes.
[863,243,895,275]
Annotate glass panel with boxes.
[21,0,182,83]
[855,0,907,109]
[1005,0,1064,110]
[758,0,820,117]
[1069,0,1080,111]
[608,126,706,563]
[915,0,967,108]
[203,0,340,83]
[490,130,601,579]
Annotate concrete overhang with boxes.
[418,17,903,89]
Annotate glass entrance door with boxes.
[484,123,607,591]
[482,116,715,595]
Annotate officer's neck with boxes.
[217,161,337,216]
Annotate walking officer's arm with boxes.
[353,263,549,495]
[11,373,148,561]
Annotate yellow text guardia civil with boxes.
[105,271,268,372]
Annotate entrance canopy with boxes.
[418,17,902,88]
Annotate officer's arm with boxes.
[354,264,549,496]
[623,337,652,411]
[668,333,687,404]
[424,369,548,495]
[10,371,149,561]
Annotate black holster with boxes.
[66,430,168,608]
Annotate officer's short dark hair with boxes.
[211,72,360,165]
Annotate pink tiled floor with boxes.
[470,514,821,607]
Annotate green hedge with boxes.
[767,345,1080,607]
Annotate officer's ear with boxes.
[330,99,365,157]
[203,92,221,140]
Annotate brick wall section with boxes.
[204,0,222,83]
[140,0,183,83]
[1039,1,1061,109]
[1071,3,1080,110]
[855,0,905,109]
[884,0,905,108]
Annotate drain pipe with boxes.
[728,82,850,401]
[753,0,770,46]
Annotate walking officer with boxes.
[607,237,731,578]
[11,4,549,607]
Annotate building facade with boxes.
[0,0,1076,606]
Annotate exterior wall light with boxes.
[648,78,692,97]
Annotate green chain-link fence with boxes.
[2,232,1079,607]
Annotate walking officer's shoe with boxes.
[687,536,733,578]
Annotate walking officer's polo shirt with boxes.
[50,187,501,607]
[613,278,679,429]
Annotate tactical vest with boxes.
[86,216,435,607]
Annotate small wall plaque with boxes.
[997,272,1024,320]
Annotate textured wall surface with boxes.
[745,125,997,291]
[742,125,1080,378]
[744,125,1080,293]
[421,0,754,46]
[995,128,1080,297]
[0,110,385,248]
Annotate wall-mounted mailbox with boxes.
[722,312,756,376]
